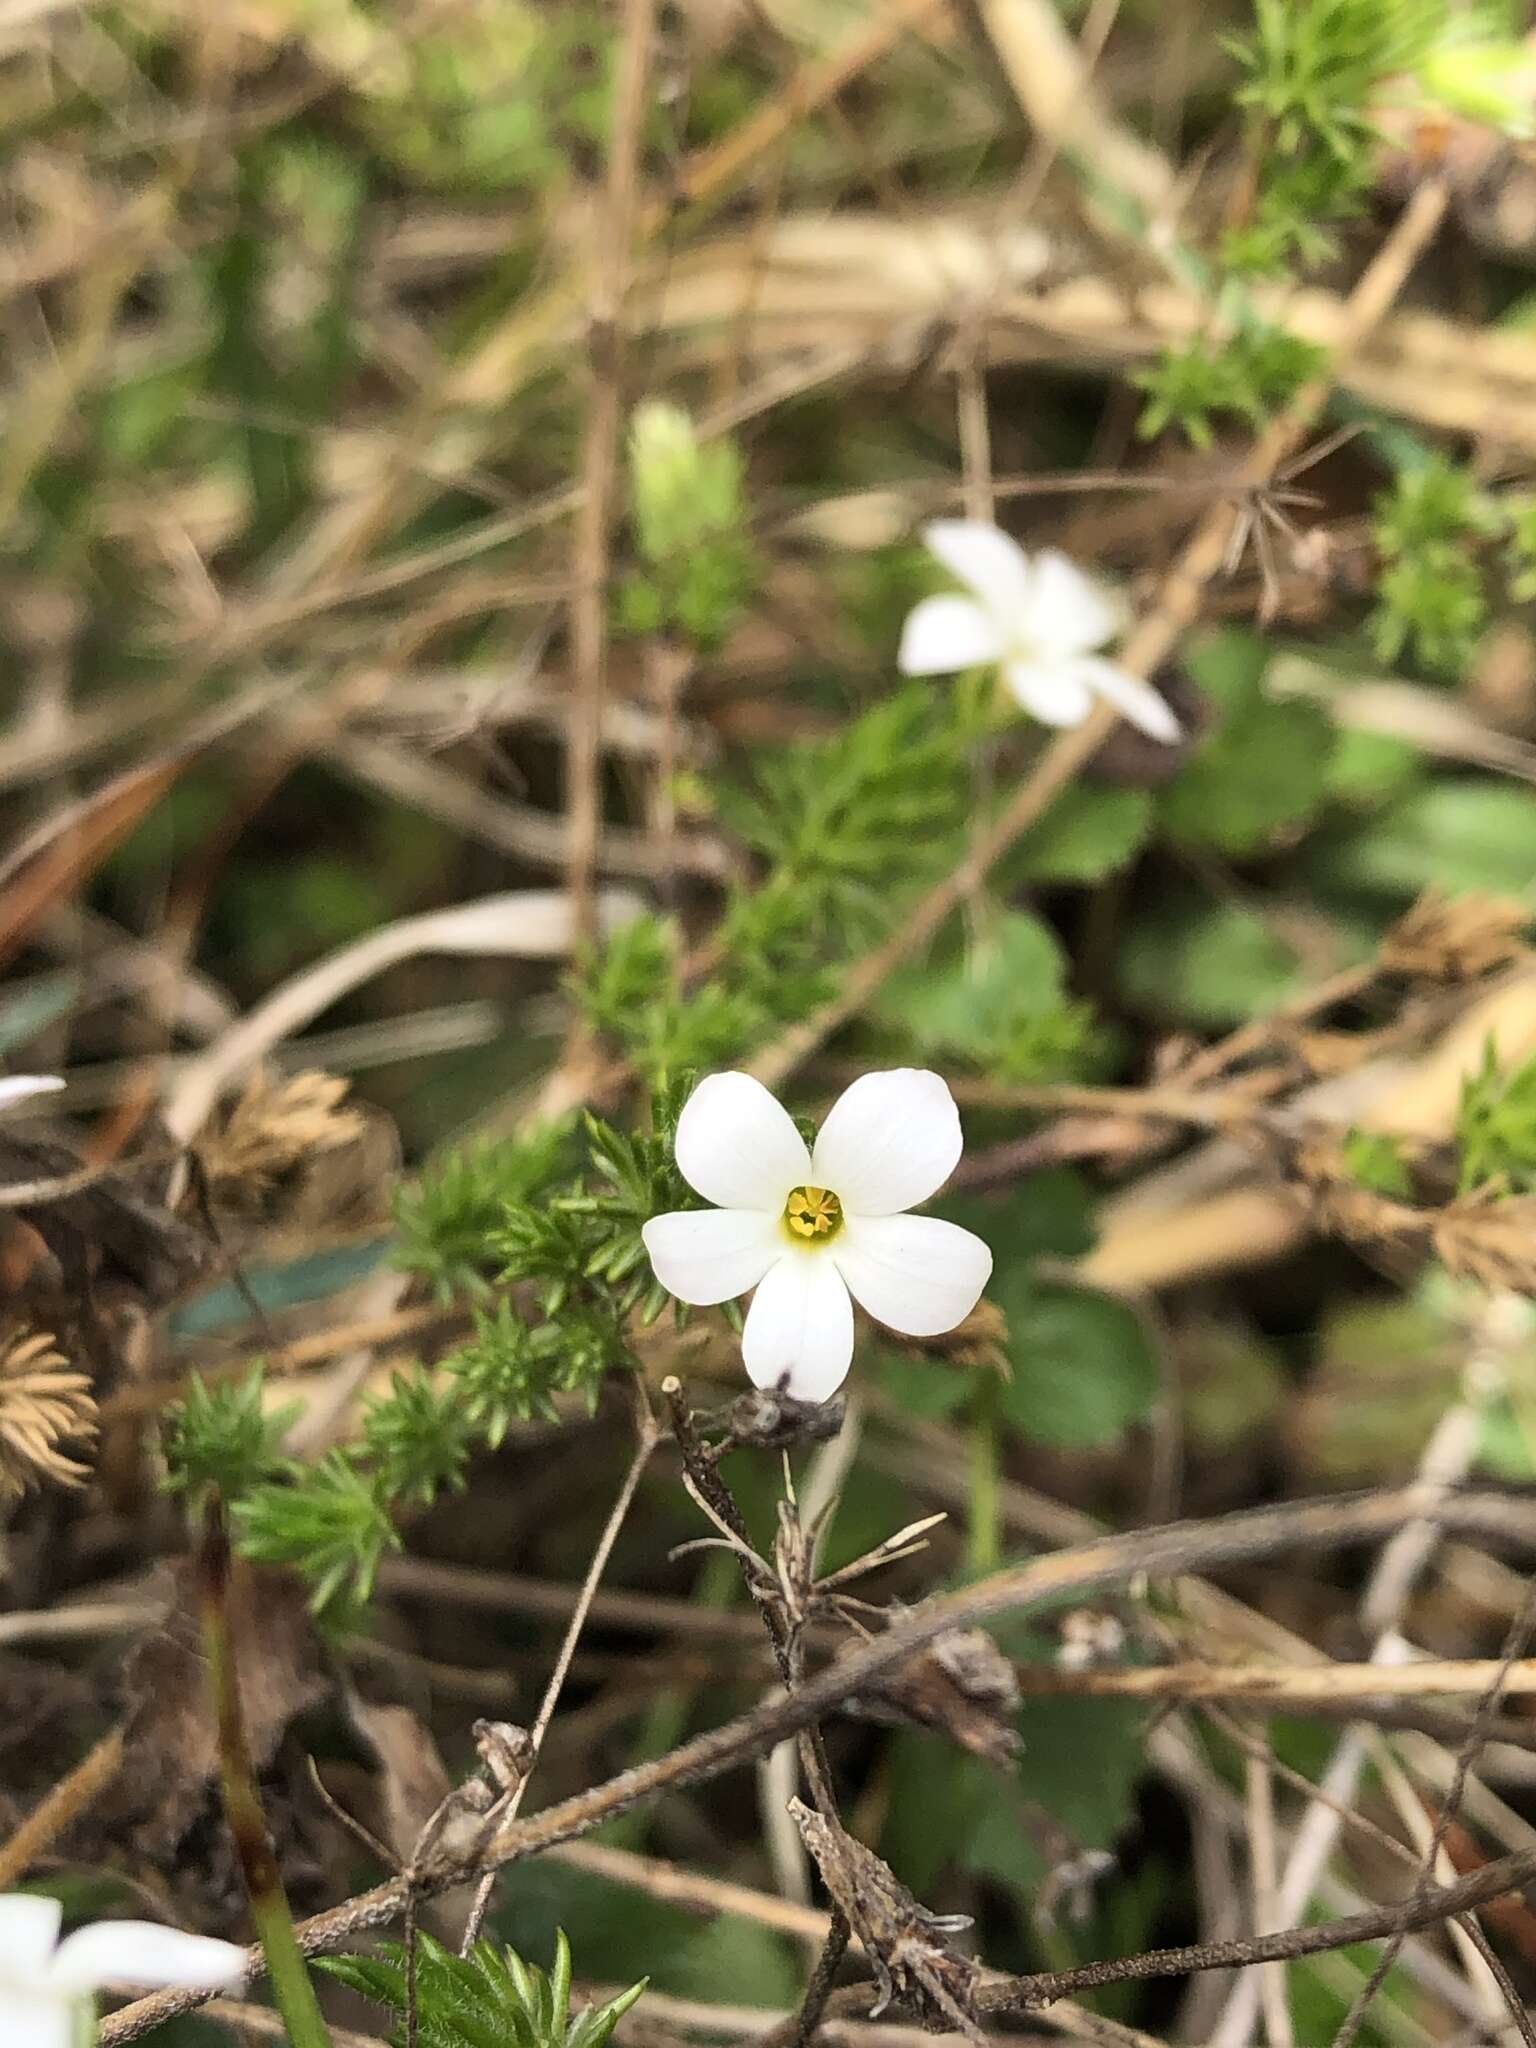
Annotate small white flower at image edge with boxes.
[0,1892,245,2048]
[0,1075,63,1114]
[641,1068,993,1405]
[897,518,1180,744]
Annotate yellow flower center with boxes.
[783,1184,843,1242]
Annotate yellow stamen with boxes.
[783,1184,843,1242]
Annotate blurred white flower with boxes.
[642,1069,992,1403]
[898,520,1180,742]
[0,1893,244,2048]
[0,1076,63,1114]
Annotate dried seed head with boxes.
[723,1385,847,1450]
[0,1328,97,1502]
[1433,1193,1536,1294]
[789,1797,981,2036]
[198,1069,365,1194]
[851,1624,1023,1768]
[1380,888,1529,984]
[1290,1140,1428,1267]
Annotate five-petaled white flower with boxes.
[898,520,1180,742]
[0,1076,62,1114]
[0,1893,244,2048]
[642,1069,992,1404]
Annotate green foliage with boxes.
[619,402,757,650]
[1163,632,1334,853]
[354,8,614,194]
[1119,900,1304,1029]
[1325,728,1424,805]
[1221,0,1447,275]
[1011,786,1154,885]
[1342,1127,1413,1198]
[1148,0,1456,438]
[938,1175,1155,1450]
[161,1369,299,1515]
[1326,779,1536,897]
[1137,322,1324,447]
[361,1371,475,1506]
[882,1678,1145,1902]
[575,913,766,1080]
[204,1092,688,1611]
[1374,454,1496,557]
[877,912,1097,1084]
[717,684,972,943]
[321,1930,645,2048]
[996,1282,1161,1448]
[1456,1038,1536,1193]
[1505,493,1536,599]
[441,1302,577,1439]
[1414,33,1536,138]
[395,1126,571,1301]
[1233,0,1446,159]
[574,685,973,1080]
[1370,456,1496,674]
[234,1449,399,1616]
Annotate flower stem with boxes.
[967,1380,1002,1578]
[198,1499,334,2048]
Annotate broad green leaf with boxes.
[1012,785,1154,884]
[883,1699,1144,1899]
[941,1168,1097,1265]
[995,1282,1160,1449]
[1117,899,1303,1028]
[878,910,1068,1056]
[1325,780,1536,897]
[1162,656,1334,853]
[1325,727,1423,804]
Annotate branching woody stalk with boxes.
[101,1483,1536,2044]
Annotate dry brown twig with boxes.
[97,1484,1536,2043]
[565,0,658,954]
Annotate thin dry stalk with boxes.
[565,0,658,951]
[1332,1580,1536,2048]
[459,1386,661,1949]
[1208,1353,1494,2048]
[96,1484,1536,2044]
[0,1724,125,1889]
[1245,1751,1292,2048]
[1012,1656,1536,1701]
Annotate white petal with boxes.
[642,1208,781,1306]
[48,1923,245,1995]
[897,595,1004,676]
[0,1077,63,1113]
[673,1073,809,1211]
[0,1894,62,1979]
[1074,656,1182,743]
[1003,658,1094,727]
[1027,550,1122,656]
[922,520,1033,620]
[0,1988,73,2048]
[835,1213,993,1336]
[812,1069,963,1217]
[741,1251,854,1403]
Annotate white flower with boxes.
[898,519,1180,742]
[642,1069,993,1403]
[0,1076,62,1114]
[0,1893,244,2048]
